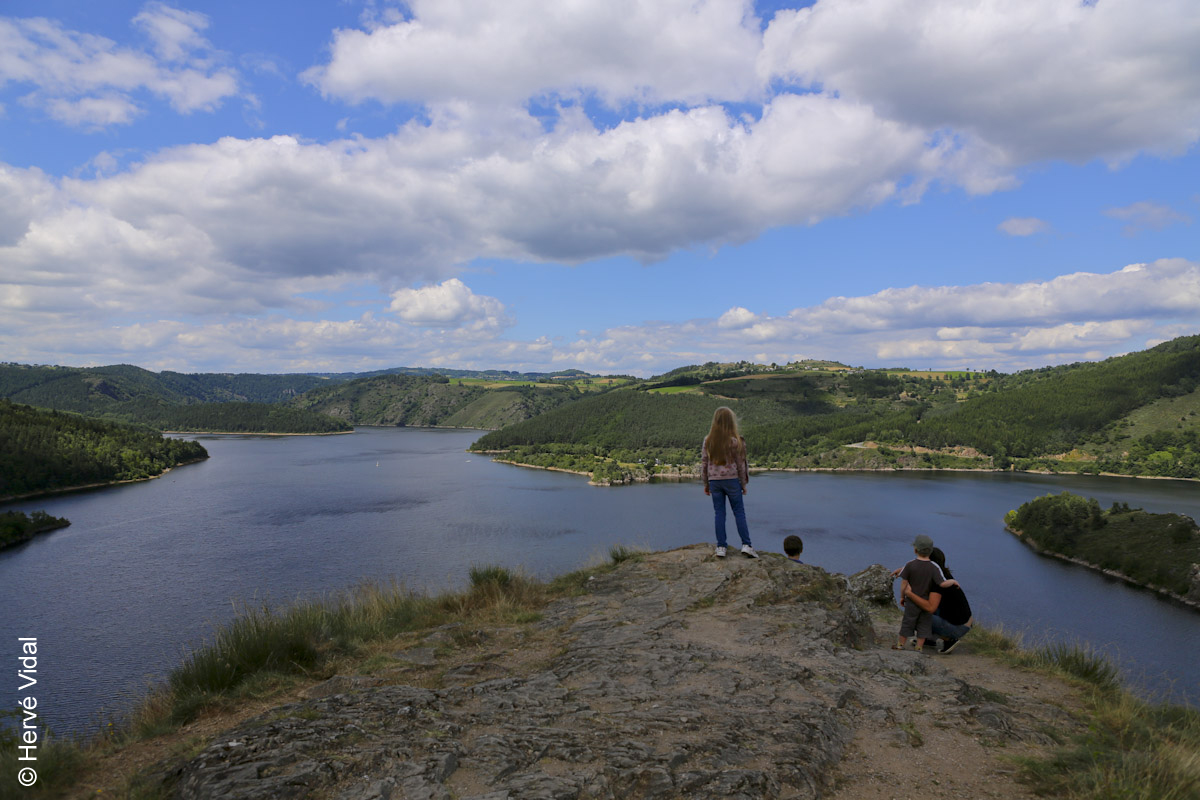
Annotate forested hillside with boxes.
[289,373,579,428]
[910,335,1200,461]
[0,363,329,408]
[0,400,209,498]
[0,364,350,433]
[471,335,1200,482]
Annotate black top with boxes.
[934,583,972,626]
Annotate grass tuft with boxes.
[1017,692,1200,799]
[608,544,645,564]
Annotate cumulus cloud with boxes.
[0,5,239,127]
[5,258,1195,376]
[304,0,764,108]
[1103,201,1191,235]
[998,217,1050,237]
[388,279,509,329]
[0,95,927,321]
[718,307,760,328]
[759,0,1200,167]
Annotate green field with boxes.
[648,385,702,395]
[450,378,549,389]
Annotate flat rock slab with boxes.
[167,545,1074,799]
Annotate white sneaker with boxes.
[715,546,727,558]
[741,545,758,559]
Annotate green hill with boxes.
[0,364,350,433]
[0,363,330,408]
[0,399,209,499]
[0,363,602,433]
[470,335,1200,481]
[288,373,579,428]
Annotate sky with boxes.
[1,0,1198,377]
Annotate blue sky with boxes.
[1,0,1197,376]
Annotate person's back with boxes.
[934,582,971,626]
[899,557,941,599]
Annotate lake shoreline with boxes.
[480,454,1200,487]
[163,429,354,436]
[0,456,209,505]
[1006,525,1200,613]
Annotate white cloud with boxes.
[133,3,211,64]
[760,0,1200,167]
[998,217,1050,237]
[1103,201,1191,235]
[6,259,1194,376]
[0,94,928,323]
[304,0,764,108]
[43,94,142,127]
[0,7,239,127]
[388,278,509,329]
[718,307,760,328]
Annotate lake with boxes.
[2,426,1198,736]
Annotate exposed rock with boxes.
[847,563,895,605]
[1189,563,1200,604]
[163,546,1075,799]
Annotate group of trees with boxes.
[0,400,209,498]
[1006,491,1199,597]
[0,509,69,549]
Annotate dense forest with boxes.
[290,373,578,428]
[0,400,209,498]
[0,364,352,433]
[908,335,1200,460]
[0,363,330,407]
[1005,492,1200,600]
[143,402,351,433]
[0,509,69,550]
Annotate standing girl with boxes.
[701,406,757,558]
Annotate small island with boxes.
[1005,491,1200,609]
[0,509,70,550]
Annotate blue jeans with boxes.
[932,613,970,641]
[709,479,751,548]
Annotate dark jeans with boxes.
[932,613,971,640]
[709,479,751,548]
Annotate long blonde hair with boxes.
[705,406,741,466]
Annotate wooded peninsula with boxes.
[1006,491,1200,608]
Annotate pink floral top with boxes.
[701,436,749,486]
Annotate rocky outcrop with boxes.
[846,563,895,605]
[1189,563,1200,604]
[162,546,1074,800]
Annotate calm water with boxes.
[2,426,1199,735]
